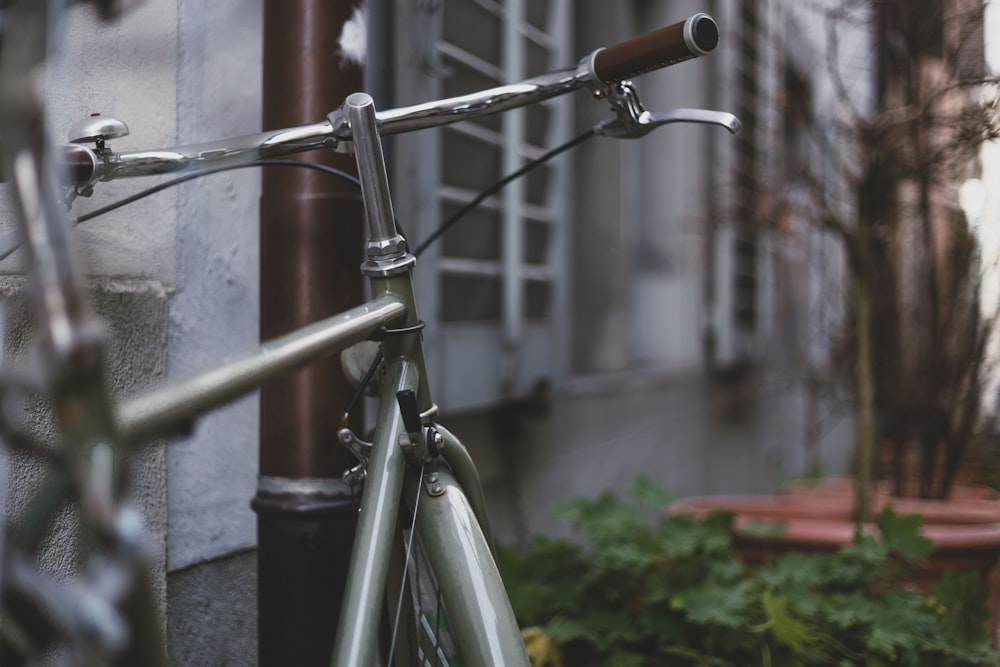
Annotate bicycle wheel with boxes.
[383,508,461,666]
[382,465,528,667]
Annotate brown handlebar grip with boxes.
[592,13,719,85]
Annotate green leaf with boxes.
[556,491,643,546]
[822,592,877,629]
[761,591,812,653]
[626,475,673,508]
[545,616,591,643]
[856,593,933,661]
[932,569,992,642]
[602,649,646,667]
[502,479,1000,667]
[864,625,907,658]
[681,582,755,629]
[548,608,646,652]
[875,506,934,560]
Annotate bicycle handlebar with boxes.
[59,13,720,187]
[591,13,718,85]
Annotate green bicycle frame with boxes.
[330,92,527,666]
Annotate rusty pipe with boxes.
[254,1,367,664]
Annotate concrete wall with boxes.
[167,0,260,582]
[0,291,170,666]
[448,368,854,547]
[0,1,178,660]
[1,1,260,662]
[166,0,262,662]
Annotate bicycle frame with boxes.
[329,93,526,664]
[108,91,525,663]
[2,3,734,663]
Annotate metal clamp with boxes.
[395,389,443,463]
[338,427,372,465]
[592,81,740,138]
[601,81,647,131]
[67,114,129,197]
[369,321,425,341]
[398,425,444,464]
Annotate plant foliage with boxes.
[500,479,1000,667]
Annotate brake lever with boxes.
[592,79,739,138]
[594,108,741,138]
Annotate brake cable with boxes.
[5,128,598,408]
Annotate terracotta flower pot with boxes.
[669,486,1000,639]
[783,476,999,501]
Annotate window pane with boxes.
[524,164,550,206]
[525,104,550,147]
[526,39,550,76]
[525,0,551,32]
[443,0,500,64]
[524,220,549,265]
[441,204,501,260]
[524,279,551,320]
[441,274,502,322]
[441,130,501,193]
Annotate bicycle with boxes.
[0,1,739,664]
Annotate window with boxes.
[391,0,571,410]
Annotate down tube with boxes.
[331,359,417,667]
[405,467,530,665]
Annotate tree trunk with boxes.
[854,275,876,531]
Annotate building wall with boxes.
[447,369,854,548]
[167,0,260,583]
[166,1,262,662]
[1,1,260,663]
[0,1,178,660]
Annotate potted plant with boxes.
[500,480,1000,666]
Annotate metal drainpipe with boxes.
[252,1,366,665]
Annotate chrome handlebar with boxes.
[79,60,595,184]
[71,51,739,189]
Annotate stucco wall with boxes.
[0,0,178,654]
[166,1,262,662]
[1,1,260,661]
[0,290,170,648]
[168,0,261,575]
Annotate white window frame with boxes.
[391,0,572,411]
